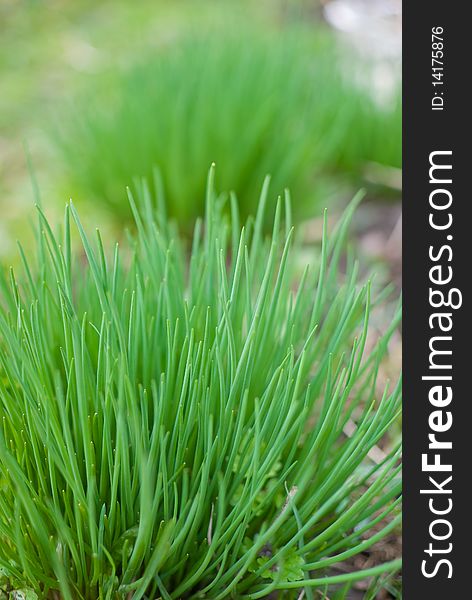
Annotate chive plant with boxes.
[0,170,401,599]
[54,29,401,226]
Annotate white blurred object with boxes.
[323,0,401,104]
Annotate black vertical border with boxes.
[403,3,468,598]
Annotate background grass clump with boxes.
[0,171,401,598]
[55,29,401,226]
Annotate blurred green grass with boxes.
[53,27,400,227]
[0,0,283,254]
[0,0,400,251]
